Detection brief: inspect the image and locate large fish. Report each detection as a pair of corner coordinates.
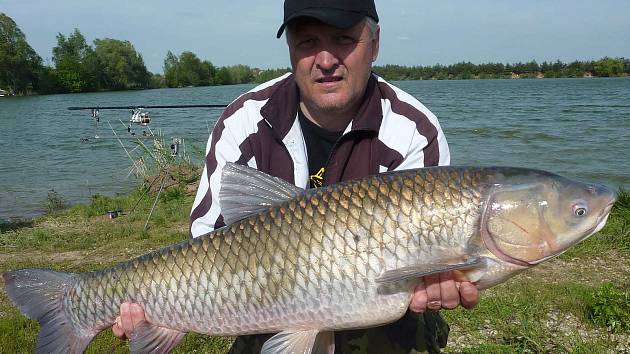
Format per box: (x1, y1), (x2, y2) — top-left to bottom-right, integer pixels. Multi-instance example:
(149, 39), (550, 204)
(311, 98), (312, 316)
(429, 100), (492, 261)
(3, 163), (615, 354)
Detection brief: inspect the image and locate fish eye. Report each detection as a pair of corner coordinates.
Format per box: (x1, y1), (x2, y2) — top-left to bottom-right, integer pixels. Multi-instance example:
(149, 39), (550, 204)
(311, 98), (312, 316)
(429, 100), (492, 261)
(573, 204), (588, 217)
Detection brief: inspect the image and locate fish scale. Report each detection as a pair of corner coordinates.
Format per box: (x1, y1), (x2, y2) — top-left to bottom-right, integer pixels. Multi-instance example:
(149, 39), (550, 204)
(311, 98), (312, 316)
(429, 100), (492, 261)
(4, 165), (615, 353)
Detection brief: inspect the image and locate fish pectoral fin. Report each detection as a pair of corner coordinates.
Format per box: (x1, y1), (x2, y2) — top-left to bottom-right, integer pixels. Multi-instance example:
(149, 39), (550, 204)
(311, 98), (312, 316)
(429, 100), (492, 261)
(129, 321), (186, 354)
(375, 256), (488, 285)
(219, 162), (304, 225)
(261, 329), (335, 354)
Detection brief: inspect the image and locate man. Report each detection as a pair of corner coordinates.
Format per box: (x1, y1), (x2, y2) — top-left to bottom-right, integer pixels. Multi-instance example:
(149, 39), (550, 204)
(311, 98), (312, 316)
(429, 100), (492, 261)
(114, 1), (479, 352)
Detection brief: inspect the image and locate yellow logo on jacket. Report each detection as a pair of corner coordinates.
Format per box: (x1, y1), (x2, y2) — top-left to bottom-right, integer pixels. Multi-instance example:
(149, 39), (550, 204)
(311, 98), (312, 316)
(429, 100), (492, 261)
(310, 167), (325, 188)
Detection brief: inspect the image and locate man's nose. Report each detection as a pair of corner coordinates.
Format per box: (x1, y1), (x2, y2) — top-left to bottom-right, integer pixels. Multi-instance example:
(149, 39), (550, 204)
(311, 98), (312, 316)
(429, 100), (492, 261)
(315, 50), (339, 72)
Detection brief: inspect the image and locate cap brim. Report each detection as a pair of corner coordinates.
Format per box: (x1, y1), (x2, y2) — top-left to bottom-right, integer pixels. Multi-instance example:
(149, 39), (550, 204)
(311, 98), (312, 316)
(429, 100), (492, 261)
(276, 8), (365, 38)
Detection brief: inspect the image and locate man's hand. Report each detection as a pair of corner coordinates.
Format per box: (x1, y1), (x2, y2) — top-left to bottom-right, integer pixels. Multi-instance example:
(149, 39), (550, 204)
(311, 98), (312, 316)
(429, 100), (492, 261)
(112, 302), (146, 339)
(409, 271), (479, 313)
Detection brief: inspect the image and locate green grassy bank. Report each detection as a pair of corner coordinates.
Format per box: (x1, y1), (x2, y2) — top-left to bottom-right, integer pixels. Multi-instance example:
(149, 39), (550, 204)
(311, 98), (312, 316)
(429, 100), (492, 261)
(0, 170), (628, 353)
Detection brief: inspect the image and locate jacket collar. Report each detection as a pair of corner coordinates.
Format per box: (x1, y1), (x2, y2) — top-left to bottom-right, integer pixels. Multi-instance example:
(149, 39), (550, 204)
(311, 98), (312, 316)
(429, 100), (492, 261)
(349, 74), (383, 133)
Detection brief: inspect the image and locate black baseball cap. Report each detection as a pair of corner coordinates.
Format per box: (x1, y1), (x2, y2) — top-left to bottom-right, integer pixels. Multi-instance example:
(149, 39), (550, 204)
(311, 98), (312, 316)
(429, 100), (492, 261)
(277, 0), (379, 38)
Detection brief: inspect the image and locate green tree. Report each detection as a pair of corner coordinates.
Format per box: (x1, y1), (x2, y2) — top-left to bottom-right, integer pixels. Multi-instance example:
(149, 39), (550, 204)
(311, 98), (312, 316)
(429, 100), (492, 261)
(149, 73), (166, 89)
(200, 60), (216, 86)
(226, 64), (253, 84)
(52, 29), (99, 92)
(162, 51), (216, 87)
(566, 60), (586, 77)
(178, 51), (201, 86)
(254, 67), (291, 83)
(451, 62), (475, 79)
(93, 38), (150, 90)
(36, 66), (62, 94)
(163, 50), (180, 87)
(214, 67), (233, 85)
(178, 51), (210, 86)
(0, 13), (43, 94)
(593, 57), (625, 77)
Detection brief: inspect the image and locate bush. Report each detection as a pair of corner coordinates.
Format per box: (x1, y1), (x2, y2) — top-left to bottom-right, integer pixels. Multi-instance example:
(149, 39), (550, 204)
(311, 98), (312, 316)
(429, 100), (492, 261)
(45, 189), (67, 213)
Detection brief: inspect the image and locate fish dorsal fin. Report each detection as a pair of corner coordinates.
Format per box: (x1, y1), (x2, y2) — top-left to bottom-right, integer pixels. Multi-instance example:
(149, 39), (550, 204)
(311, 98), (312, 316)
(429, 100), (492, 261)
(375, 256), (488, 285)
(220, 162), (304, 225)
(261, 329), (334, 354)
(129, 321), (186, 354)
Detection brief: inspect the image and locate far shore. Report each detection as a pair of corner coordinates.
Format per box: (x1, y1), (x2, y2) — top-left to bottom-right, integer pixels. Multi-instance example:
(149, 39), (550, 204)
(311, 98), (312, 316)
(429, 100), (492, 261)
(2, 74), (628, 98)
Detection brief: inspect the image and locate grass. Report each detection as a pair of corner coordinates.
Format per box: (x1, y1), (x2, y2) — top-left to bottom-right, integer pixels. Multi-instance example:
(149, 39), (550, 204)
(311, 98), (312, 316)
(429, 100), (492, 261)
(0, 172), (628, 353)
(442, 280), (629, 353)
(586, 283), (630, 333)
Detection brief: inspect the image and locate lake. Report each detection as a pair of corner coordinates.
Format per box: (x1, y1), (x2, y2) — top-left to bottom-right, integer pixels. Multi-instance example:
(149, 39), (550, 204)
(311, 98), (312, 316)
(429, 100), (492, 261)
(1, 78), (628, 221)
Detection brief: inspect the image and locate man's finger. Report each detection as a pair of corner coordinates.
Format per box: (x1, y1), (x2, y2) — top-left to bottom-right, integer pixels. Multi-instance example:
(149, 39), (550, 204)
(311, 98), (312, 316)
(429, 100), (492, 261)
(424, 274), (442, 310)
(459, 282), (480, 309)
(409, 282), (427, 313)
(120, 302), (130, 332)
(129, 303), (145, 324)
(112, 316), (125, 338)
(119, 302), (131, 335)
(439, 272), (460, 309)
(120, 302), (140, 337)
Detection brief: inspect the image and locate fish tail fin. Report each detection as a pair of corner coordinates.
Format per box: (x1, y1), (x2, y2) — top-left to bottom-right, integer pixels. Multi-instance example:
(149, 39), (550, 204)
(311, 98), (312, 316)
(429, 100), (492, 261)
(3, 269), (96, 354)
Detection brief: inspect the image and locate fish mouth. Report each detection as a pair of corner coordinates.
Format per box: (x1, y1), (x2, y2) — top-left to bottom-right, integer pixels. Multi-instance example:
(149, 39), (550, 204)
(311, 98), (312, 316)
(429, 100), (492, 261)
(574, 197), (615, 243)
(587, 200), (615, 235)
(603, 200), (615, 216)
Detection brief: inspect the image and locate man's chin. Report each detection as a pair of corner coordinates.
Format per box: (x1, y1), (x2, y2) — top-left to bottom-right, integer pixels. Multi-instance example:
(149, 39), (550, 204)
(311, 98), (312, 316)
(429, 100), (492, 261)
(309, 94), (352, 111)
(311, 102), (350, 114)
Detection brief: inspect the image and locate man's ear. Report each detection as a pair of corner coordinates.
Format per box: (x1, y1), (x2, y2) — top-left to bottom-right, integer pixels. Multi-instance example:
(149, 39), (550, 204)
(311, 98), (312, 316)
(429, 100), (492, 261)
(372, 26), (380, 62)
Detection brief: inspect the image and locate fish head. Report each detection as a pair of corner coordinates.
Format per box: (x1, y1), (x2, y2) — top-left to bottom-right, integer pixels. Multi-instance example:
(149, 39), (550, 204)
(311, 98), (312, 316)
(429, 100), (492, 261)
(481, 171), (616, 267)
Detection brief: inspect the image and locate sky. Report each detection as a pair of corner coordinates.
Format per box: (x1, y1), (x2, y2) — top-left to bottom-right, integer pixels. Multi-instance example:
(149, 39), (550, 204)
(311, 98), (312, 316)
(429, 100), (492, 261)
(2, 0), (629, 74)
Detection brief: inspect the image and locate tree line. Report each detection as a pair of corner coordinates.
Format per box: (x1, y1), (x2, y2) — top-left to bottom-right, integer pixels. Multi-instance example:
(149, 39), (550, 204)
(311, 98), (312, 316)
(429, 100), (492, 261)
(159, 51), (290, 88)
(1, 13), (152, 95)
(1, 13), (628, 96)
(372, 58), (630, 81)
(0, 14), (291, 95)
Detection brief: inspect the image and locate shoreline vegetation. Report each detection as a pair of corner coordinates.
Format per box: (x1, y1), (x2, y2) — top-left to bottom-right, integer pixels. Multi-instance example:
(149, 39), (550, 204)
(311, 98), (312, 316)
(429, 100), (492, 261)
(2, 13), (630, 96)
(1, 156), (629, 352)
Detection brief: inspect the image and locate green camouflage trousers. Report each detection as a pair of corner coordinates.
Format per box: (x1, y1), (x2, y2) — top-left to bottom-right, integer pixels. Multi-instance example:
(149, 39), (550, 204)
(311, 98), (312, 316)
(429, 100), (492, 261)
(228, 311), (449, 354)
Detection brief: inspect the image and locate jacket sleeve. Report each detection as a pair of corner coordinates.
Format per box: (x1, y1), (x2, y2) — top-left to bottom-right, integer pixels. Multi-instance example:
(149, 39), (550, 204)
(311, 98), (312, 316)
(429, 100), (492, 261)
(189, 109), (256, 238)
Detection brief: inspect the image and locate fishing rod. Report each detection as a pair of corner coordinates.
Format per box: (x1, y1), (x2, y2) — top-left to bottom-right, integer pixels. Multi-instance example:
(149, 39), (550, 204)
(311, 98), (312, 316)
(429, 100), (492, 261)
(68, 104), (228, 110)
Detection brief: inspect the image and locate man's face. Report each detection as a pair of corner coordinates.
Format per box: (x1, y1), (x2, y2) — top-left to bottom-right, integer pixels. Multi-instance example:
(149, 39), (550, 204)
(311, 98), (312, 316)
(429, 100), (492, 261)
(287, 18), (380, 119)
